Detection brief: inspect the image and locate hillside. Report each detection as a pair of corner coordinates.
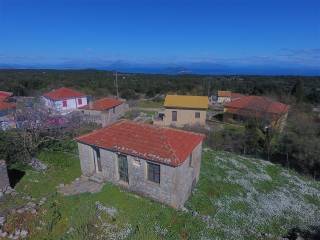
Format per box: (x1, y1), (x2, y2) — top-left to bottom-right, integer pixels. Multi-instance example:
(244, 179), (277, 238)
(187, 149), (320, 239)
(1, 148), (320, 239)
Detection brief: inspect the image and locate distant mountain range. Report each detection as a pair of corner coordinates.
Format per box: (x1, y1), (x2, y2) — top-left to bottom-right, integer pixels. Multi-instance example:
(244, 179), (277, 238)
(0, 61), (319, 76)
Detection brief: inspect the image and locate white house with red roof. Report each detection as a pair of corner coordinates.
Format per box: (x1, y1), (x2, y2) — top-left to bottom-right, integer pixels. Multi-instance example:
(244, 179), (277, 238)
(42, 87), (88, 114)
(0, 91), (13, 102)
(79, 97), (129, 127)
(0, 91), (16, 130)
(76, 120), (205, 208)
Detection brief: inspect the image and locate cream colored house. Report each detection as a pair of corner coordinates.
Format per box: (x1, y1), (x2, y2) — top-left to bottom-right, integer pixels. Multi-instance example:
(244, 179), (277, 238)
(153, 95), (209, 127)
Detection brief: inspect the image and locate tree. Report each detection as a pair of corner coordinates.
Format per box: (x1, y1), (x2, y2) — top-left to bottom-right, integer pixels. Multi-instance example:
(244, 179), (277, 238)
(243, 119), (264, 156)
(291, 79), (304, 103)
(277, 132), (295, 168)
(0, 130), (29, 165)
(262, 126), (278, 161)
(276, 107), (320, 178)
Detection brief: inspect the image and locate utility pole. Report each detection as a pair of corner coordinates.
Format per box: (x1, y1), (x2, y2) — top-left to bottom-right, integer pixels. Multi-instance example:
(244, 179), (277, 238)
(114, 71), (119, 99)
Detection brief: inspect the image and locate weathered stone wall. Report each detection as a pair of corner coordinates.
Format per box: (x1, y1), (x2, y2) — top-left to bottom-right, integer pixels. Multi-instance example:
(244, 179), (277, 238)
(98, 148), (177, 207)
(173, 142), (203, 207)
(101, 103), (129, 127)
(78, 143), (95, 176)
(78, 140), (202, 208)
(77, 141), (203, 208)
(192, 142), (203, 182)
(0, 160), (10, 193)
(80, 103), (129, 127)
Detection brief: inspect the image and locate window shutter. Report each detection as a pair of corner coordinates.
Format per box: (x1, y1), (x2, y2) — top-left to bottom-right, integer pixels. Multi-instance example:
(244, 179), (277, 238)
(63, 100), (67, 107)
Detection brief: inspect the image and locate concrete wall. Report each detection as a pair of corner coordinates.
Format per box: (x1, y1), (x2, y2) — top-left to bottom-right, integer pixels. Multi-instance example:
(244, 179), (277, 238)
(217, 96), (231, 104)
(43, 96), (88, 114)
(80, 103), (129, 127)
(157, 108), (206, 127)
(77, 141), (203, 208)
(0, 160), (10, 193)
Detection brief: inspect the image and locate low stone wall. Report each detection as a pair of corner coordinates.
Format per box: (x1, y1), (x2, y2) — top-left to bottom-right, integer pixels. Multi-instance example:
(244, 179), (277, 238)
(0, 160), (10, 194)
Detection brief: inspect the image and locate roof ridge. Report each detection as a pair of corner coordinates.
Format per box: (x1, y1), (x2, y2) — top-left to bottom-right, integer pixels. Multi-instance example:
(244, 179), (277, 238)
(162, 125), (206, 138)
(75, 120), (125, 141)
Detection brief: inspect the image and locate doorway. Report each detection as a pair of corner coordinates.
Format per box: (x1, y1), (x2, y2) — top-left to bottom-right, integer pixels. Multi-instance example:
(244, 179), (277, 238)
(93, 147), (102, 173)
(118, 154), (129, 183)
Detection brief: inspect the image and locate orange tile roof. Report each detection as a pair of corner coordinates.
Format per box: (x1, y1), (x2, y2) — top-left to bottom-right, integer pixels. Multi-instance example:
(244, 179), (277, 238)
(225, 96), (289, 119)
(218, 91), (231, 97)
(218, 91), (244, 100)
(76, 120), (205, 167)
(80, 98), (124, 111)
(231, 93), (245, 100)
(43, 87), (86, 101)
(0, 91), (13, 101)
(0, 101), (16, 111)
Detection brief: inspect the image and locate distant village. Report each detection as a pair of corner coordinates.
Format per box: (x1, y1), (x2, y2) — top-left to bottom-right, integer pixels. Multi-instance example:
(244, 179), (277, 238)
(0, 87), (289, 208)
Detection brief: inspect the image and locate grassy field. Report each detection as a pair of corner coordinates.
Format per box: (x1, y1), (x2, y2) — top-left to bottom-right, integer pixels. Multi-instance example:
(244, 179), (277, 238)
(137, 100), (163, 108)
(1, 148), (320, 239)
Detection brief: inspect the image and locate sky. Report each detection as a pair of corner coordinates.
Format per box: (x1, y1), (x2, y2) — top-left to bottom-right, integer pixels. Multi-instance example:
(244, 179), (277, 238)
(0, 0), (319, 73)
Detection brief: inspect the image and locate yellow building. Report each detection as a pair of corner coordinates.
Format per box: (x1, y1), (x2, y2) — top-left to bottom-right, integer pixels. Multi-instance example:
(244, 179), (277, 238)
(153, 95), (209, 127)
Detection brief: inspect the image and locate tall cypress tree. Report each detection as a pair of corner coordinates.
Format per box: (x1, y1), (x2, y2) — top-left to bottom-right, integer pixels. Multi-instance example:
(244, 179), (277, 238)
(291, 79), (304, 103)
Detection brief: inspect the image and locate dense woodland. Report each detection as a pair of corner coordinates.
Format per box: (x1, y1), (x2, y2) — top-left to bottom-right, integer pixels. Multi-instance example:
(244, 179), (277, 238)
(0, 69), (319, 103)
(0, 69), (320, 179)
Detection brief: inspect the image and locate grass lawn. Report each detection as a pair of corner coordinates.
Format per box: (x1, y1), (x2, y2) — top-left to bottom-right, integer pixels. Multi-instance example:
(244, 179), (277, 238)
(1, 147), (320, 239)
(137, 100), (163, 108)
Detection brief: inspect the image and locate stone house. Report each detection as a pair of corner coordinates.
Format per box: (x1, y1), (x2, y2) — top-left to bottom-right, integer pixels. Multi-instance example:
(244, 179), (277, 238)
(42, 87), (88, 114)
(223, 95), (289, 130)
(79, 97), (129, 127)
(76, 120), (205, 208)
(153, 95), (209, 127)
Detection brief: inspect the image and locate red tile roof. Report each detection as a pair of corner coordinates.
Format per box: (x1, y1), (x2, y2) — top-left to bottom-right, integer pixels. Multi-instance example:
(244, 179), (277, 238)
(0, 91), (13, 101)
(43, 87), (86, 101)
(218, 91), (231, 97)
(76, 120), (205, 167)
(218, 91), (244, 100)
(0, 101), (16, 111)
(80, 98), (124, 111)
(231, 93), (245, 100)
(224, 96), (289, 119)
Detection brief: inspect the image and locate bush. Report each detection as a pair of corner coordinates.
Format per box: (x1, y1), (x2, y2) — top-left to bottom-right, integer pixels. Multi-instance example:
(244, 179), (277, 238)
(0, 130), (30, 165)
(207, 125), (246, 153)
